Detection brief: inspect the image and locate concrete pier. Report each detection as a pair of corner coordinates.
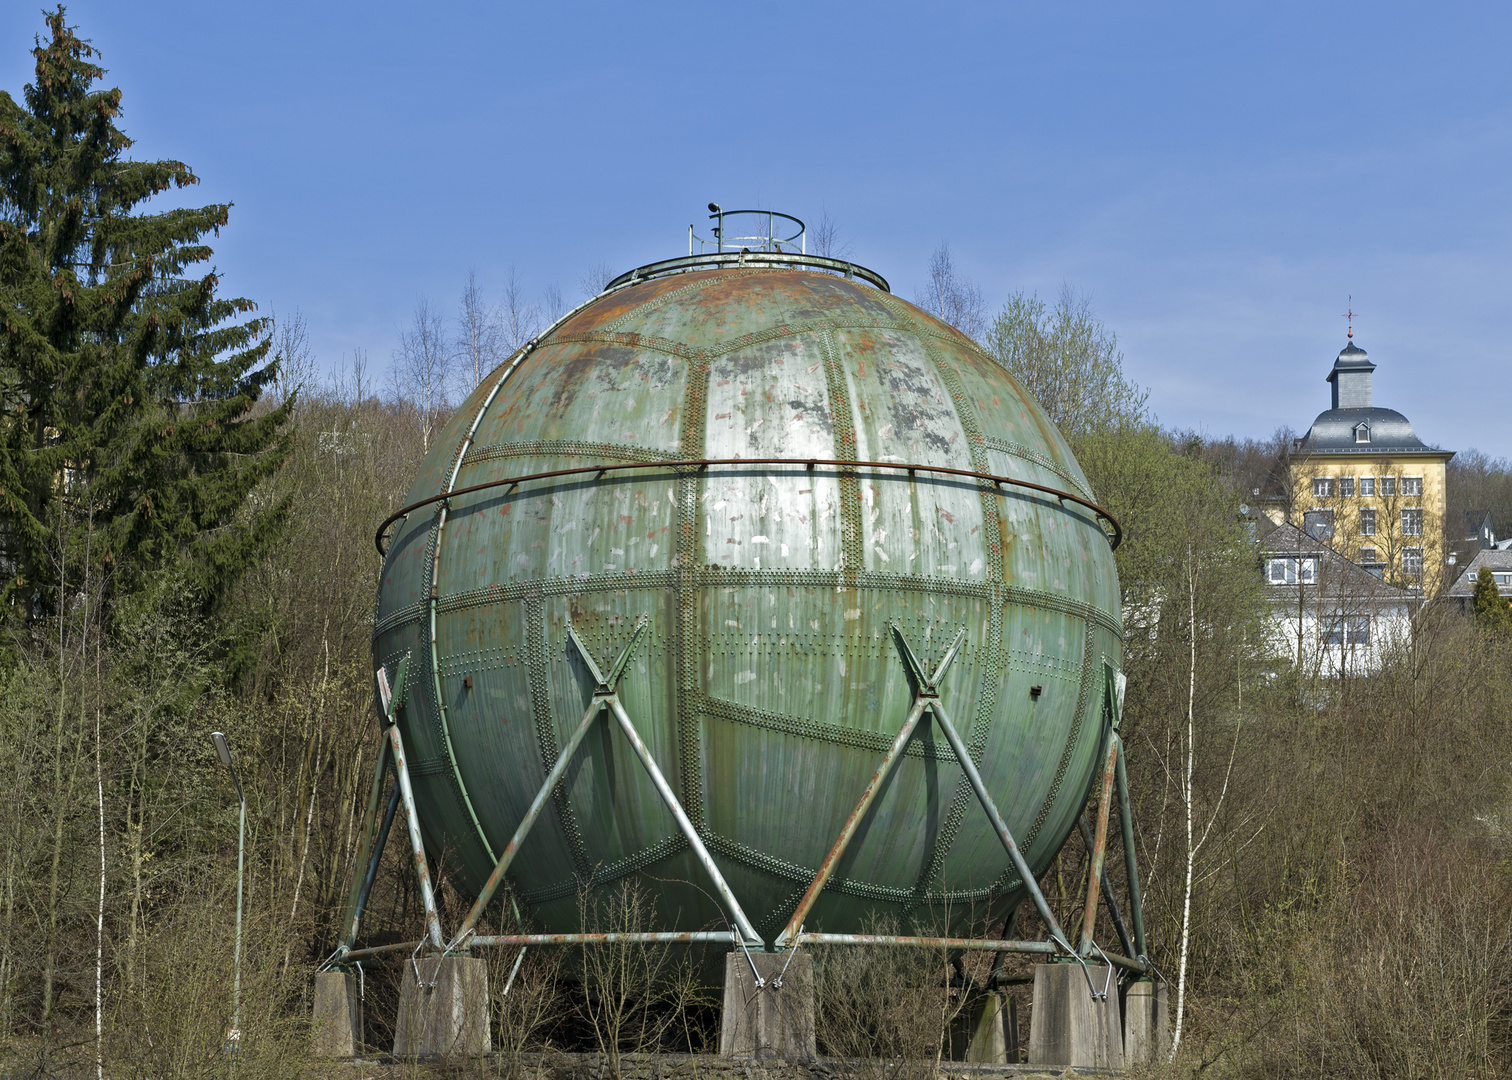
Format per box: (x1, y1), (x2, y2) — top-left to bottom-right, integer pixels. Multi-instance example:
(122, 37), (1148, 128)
(1026, 963), (1122, 1070)
(1122, 977), (1170, 1064)
(950, 991), (1019, 1063)
(311, 969), (361, 1057)
(718, 951), (816, 1058)
(394, 956), (491, 1057)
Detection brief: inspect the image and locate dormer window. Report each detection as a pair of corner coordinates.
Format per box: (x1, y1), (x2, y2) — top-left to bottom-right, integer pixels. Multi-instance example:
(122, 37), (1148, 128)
(1354, 422), (1371, 444)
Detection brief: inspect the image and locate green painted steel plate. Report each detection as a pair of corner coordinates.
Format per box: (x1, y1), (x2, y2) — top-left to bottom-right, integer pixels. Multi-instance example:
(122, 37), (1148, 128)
(373, 267), (1122, 944)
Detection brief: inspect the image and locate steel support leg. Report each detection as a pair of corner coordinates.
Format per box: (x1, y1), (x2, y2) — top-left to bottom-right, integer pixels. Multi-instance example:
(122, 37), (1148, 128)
(357, 779), (401, 928)
(1077, 815), (1134, 961)
(387, 721), (445, 949)
(1078, 728), (1120, 956)
(773, 696), (931, 947)
(455, 619), (650, 942)
(1115, 733), (1147, 959)
(926, 697), (1071, 949)
(605, 696), (762, 945)
(372, 655), (445, 950)
(987, 903), (1023, 986)
(339, 733), (392, 951)
(454, 694), (614, 943)
(774, 625), (965, 948)
(1097, 662), (1148, 962)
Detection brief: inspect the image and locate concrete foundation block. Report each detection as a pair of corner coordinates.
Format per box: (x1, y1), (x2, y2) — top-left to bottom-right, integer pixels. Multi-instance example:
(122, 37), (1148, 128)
(949, 992), (1019, 1063)
(1027, 963), (1122, 1070)
(718, 950), (816, 1059)
(311, 970), (361, 1057)
(394, 956), (491, 1058)
(1123, 977), (1170, 1064)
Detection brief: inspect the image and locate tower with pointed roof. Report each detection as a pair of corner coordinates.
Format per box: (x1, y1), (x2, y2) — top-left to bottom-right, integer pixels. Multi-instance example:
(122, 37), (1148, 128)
(1275, 338), (1454, 591)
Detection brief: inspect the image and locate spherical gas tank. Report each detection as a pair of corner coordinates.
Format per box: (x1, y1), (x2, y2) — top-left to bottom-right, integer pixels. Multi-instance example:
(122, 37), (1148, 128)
(374, 259), (1121, 944)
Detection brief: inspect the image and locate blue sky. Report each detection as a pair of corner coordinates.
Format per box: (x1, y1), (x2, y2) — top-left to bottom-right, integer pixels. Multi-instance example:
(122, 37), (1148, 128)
(4, 2), (1510, 458)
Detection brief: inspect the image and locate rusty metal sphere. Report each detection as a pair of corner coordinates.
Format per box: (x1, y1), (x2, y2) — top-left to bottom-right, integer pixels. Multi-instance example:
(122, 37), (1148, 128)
(373, 258), (1121, 944)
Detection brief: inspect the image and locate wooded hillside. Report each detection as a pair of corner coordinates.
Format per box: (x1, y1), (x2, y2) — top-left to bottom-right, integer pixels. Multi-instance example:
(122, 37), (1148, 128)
(2, 13), (1510, 1079)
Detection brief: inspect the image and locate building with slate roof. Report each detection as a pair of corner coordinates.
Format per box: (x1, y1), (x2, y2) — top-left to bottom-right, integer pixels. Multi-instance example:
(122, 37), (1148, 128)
(1444, 548), (1512, 615)
(1259, 520), (1415, 675)
(1261, 338), (1454, 594)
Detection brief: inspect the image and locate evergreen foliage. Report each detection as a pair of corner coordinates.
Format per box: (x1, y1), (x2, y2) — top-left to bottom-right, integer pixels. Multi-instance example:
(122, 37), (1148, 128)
(0, 7), (290, 620)
(1472, 564), (1511, 637)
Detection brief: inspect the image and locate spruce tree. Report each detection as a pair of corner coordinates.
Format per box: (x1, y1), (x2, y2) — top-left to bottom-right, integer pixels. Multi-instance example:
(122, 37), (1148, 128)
(0, 7), (290, 621)
(1472, 565), (1511, 638)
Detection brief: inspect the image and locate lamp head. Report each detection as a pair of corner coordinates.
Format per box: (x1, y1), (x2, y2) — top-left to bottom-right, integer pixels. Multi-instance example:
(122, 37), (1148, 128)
(708, 203), (721, 214)
(211, 731), (234, 770)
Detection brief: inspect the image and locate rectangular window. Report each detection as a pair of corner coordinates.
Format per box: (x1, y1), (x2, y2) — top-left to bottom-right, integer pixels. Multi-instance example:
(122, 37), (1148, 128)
(1381, 477), (1397, 496)
(1403, 547), (1423, 576)
(1497, 573), (1511, 586)
(1339, 477), (1355, 497)
(1360, 477), (1375, 496)
(1322, 613), (1370, 645)
(1312, 477), (1334, 497)
(1359, 547), (1377, 563)
(1267, 558), (1317, 584)
(1402, 477), (1423, 496)
(1360, 508), (1376, 536)
(1402, 509), (1423, 536)
(1303, 510), (1335, 541)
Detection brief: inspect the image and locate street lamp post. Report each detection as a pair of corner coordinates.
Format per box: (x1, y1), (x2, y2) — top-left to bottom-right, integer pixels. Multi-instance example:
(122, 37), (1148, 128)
(211, 731), (245, 1056)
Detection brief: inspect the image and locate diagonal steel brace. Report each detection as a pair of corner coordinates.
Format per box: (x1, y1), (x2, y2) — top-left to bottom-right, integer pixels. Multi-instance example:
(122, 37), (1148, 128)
(1077, 714), (1122, 956)
(773, 625), (964, 947)
(924, 693), (1072, 950)
(338, 720), (393, 952)
(776, 623), (1072, 953)
(451, 617), (761, 949)
(374, 654), (447, 950)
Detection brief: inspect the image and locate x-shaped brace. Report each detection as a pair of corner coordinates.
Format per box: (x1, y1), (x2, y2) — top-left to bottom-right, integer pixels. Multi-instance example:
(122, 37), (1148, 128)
(566, 616), (648, 698)
(775, 622), (1072, 955)
(450, 616), (762, 949)
(891, 621), (966, 699)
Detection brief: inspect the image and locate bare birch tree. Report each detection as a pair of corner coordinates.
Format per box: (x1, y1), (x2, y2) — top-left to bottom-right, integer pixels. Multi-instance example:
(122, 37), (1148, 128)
(457, 270), (501, 390)
(500, 266), (541, 357)
(579, 262), (616, 298)
(392, 297), (452, 451)
(811, 209), (850, 259)
(1168, 545), (1242, 1059)
(269, 309), (316, 410)
(917, 241), (987, 341)
(542, 282), (567, 324)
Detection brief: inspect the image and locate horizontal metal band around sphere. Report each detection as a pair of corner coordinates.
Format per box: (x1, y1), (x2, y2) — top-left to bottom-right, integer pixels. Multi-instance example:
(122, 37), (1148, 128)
(373, 566), (1122, 643)
(375, 456), (1123, 556)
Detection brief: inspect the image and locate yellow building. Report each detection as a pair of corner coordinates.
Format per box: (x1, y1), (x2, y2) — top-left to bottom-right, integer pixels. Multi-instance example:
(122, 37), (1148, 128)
(1264, 339), (1454, 593)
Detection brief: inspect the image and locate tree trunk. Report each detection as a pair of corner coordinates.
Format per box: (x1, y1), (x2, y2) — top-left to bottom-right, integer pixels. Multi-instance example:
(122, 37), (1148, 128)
(41, 696), (85, 1023)
(1170, 554), (1199, 1059)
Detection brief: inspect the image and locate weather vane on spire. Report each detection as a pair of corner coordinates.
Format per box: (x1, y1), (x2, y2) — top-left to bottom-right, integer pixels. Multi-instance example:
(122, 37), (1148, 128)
(1343, 296), (1357, 339)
